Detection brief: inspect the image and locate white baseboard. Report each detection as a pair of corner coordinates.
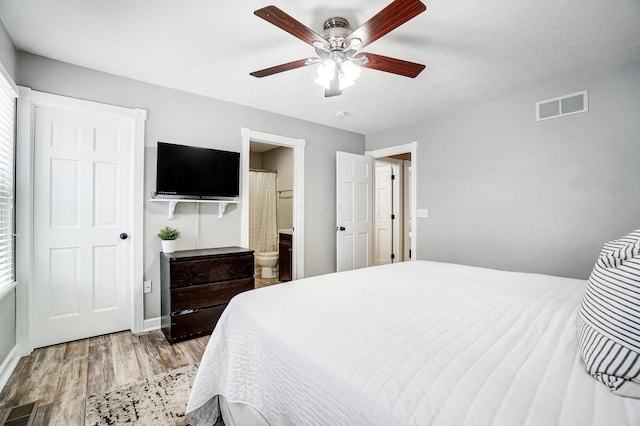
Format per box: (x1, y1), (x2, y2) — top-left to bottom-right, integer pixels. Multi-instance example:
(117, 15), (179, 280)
(0, 345), (20, 393)
(143, 317), (161, 332)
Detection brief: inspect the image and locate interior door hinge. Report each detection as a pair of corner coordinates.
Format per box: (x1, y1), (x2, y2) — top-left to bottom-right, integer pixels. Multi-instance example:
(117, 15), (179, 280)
(391, 174), (396, 180)
(391, 253), (395, 260)
(409, 249), (412, 259)
(391, 214), (395, 220)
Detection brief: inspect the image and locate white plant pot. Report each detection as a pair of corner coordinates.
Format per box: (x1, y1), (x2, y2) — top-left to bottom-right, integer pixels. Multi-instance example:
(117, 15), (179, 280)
(161, 239), (176, 253)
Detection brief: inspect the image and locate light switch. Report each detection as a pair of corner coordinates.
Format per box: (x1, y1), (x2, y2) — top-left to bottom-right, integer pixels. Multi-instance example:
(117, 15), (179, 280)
(417, 209), (428, 218)
(144, 280), (152, 293)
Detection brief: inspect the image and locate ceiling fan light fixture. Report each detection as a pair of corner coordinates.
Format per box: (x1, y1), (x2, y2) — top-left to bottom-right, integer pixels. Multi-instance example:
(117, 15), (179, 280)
(338, 77), (356, 91)
(314, 76), (332, 90)
(341, 60), (362, 81)
(315, 58), (361, 91)
(314, 59), (337, 89)
(317, 58), (336, 79)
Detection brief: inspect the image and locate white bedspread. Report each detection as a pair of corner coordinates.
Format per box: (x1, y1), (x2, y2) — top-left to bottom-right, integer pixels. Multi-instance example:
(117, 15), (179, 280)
(186, 261), (640, 425)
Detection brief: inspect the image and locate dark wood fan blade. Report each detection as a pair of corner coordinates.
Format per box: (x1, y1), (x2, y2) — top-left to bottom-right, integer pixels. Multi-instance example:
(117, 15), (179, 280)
(358, 53), (425, 78)
(345, 0), (426, 49)
(250, 58), (315, 78)
(255, 6), (330, 49)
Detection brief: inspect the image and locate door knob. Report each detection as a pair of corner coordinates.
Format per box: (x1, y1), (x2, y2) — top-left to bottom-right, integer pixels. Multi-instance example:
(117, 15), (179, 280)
(120, 233), (129, 240)
(337, 226), (346, 231)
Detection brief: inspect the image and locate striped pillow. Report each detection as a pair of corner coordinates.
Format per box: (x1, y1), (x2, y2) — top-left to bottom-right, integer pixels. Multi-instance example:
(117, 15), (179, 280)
(578, 228), (640, 397)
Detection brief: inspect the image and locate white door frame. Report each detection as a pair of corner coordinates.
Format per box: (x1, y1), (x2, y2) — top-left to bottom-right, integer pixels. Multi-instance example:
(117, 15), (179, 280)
(402, 159), (412, 260)
(15, 88), (146, 355)
(366, 141), (418, 260)
(240, 128), (305, 279)
(374, 158), (403, 263)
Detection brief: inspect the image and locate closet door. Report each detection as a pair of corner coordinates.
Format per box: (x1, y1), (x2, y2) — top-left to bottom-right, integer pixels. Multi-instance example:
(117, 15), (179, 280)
(33, 101), (132, 347)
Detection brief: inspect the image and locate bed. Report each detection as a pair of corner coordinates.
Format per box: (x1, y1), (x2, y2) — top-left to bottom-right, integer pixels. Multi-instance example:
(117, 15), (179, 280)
(186, 261), (640, 425)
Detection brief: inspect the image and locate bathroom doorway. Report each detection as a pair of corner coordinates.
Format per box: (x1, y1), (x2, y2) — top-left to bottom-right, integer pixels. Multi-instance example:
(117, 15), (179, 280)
(249, 142), (295, 288)
(241, 128), (306, 284)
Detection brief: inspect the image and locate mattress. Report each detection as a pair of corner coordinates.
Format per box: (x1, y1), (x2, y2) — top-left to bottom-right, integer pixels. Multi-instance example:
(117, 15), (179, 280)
(186, 261), (640, 425)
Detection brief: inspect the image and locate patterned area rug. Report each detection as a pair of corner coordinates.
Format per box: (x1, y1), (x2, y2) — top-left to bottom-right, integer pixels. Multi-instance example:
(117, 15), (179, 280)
(85, 364), (201, 426)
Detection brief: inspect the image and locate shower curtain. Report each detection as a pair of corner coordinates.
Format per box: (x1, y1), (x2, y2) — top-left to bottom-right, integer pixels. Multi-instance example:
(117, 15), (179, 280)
(249, 171), (278, 253)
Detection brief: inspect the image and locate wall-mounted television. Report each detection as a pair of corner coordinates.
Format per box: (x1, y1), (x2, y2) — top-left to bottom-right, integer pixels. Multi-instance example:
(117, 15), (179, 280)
(156, 142), (240, 198)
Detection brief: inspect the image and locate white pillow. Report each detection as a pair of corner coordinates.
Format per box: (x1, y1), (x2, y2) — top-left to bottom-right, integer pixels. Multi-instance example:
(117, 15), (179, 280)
(578, 228), (640, 397)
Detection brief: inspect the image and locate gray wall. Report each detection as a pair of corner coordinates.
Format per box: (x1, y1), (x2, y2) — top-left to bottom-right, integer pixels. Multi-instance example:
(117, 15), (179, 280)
(0, 18), (15, 79)
(17, 52), (365, 319)
(367, 60), (640, 279)
(0, 18), (15, 371)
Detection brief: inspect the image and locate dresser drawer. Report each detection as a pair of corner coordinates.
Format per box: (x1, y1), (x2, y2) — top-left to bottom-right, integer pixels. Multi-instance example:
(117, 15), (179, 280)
(168, 305), (226, 342)
(170, 278), (254, 312)
(169, 254), (254, 288)
(160, 247), (254, 344)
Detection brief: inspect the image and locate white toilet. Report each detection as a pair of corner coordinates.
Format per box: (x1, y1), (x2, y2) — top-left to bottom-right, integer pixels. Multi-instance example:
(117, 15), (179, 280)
(255, 251), (279, 278)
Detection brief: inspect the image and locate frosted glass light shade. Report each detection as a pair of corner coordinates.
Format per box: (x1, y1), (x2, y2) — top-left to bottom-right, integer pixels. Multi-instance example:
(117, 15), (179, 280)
(317, 59), (336, 80)
(314, 76), (331, 89)
(314, 59), (336, 89)
(341, 60), (362, 81)
(313, 58), (361, 91)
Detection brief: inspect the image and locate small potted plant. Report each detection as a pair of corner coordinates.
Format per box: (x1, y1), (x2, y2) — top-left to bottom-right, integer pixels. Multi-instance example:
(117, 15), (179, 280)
(158, 226), (180, 253)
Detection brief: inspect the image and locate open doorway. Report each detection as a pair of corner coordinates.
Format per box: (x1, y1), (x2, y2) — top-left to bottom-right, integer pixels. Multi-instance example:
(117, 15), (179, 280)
(241, 128), (306, 283)
(373, 153), (412, 265)
(249, 142), (294, 288)
(366, 141), (417, 264)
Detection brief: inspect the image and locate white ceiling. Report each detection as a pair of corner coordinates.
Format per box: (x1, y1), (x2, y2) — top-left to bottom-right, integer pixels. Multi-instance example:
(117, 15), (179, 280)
(1, 0), (639, 134)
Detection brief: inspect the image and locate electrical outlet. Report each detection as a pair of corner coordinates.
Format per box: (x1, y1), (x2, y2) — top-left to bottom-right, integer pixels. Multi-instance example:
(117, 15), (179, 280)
(416, 209), (429, 218)
(143, 280), (152, 294)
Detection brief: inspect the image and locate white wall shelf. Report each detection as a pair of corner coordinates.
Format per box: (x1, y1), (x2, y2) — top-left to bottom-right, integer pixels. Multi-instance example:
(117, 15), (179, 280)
(150, 198), (239, 220)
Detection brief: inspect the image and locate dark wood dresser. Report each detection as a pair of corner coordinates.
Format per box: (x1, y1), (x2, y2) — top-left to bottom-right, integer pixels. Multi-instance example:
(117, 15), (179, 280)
(279, 232), (292, 282)
(160, 246), (254, 344)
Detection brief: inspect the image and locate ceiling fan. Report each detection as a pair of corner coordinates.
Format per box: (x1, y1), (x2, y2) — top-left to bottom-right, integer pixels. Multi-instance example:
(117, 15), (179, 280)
(250, 0), (427, 97)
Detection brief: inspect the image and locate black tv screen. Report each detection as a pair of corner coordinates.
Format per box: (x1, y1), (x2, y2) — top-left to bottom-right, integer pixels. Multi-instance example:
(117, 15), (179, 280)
(156, 142), (240, 198)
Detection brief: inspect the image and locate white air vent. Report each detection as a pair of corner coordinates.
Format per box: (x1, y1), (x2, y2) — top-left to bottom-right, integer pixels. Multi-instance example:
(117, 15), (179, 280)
(536, 90), (588, 121)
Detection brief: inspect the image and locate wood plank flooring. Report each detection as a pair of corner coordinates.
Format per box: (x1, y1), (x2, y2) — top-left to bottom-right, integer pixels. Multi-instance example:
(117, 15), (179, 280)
(0, 330), (209, 425)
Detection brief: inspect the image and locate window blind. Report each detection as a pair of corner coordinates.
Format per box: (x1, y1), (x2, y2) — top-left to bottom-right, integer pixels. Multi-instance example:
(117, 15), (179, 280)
(0, 71), (16, 290)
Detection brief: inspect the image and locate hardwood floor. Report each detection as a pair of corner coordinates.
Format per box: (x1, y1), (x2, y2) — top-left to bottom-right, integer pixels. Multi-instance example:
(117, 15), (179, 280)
(0, 330), (209, 425)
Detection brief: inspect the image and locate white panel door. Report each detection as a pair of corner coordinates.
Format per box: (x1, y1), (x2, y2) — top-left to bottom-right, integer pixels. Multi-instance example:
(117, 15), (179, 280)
(336, 151), (373, 272)
(374, 160), (403, 264)
(374, 163), (393, 265)
(389, 161), (403, 263)
(403, 160), (412, 260)
(33, 105), (132, 348)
